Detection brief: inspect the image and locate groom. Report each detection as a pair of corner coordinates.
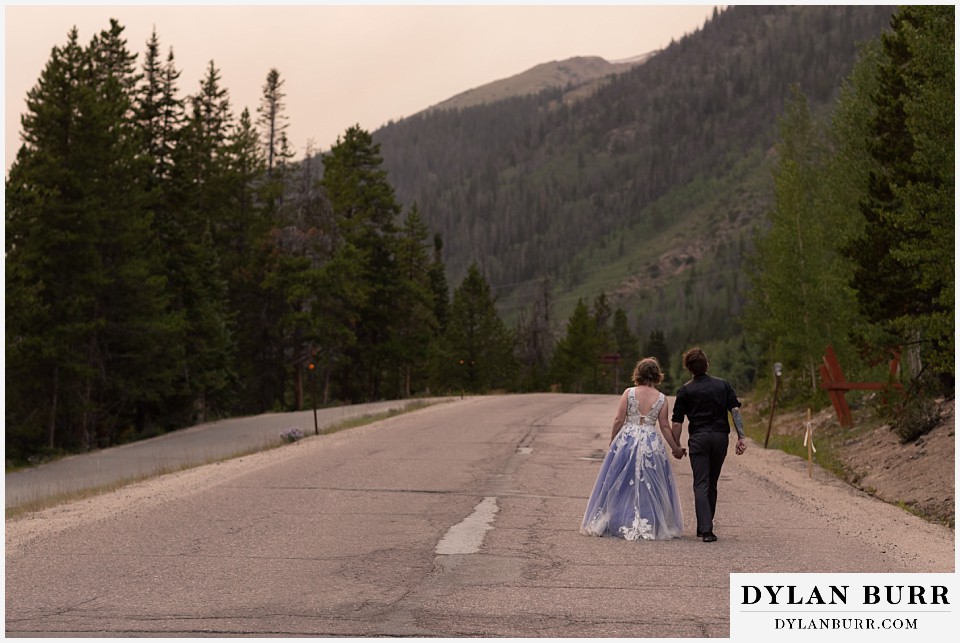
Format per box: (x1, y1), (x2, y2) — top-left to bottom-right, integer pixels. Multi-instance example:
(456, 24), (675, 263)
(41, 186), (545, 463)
(670, 347), (747, 542)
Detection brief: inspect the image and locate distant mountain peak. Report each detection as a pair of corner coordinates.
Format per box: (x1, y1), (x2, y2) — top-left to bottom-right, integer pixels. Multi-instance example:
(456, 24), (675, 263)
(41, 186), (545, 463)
(428, 52), (655, 113)
(609, 52), (658, 65)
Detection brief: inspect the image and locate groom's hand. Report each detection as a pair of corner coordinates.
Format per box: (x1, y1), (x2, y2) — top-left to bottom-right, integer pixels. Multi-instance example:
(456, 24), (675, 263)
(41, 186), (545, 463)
(672, 446), (686, 459)
(735, 438), (747, 455)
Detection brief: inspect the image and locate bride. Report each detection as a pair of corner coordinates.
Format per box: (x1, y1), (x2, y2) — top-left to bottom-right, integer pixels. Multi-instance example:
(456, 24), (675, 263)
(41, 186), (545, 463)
(580, 357), (685, 540)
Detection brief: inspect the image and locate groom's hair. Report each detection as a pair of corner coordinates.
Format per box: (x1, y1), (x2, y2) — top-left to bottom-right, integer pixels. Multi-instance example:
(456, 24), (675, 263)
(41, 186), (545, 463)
(683, 347), (709, 376)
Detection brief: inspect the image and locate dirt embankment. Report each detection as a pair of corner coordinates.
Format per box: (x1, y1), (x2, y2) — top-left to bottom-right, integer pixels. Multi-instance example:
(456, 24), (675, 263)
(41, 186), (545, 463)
(757, 397), (955, 527)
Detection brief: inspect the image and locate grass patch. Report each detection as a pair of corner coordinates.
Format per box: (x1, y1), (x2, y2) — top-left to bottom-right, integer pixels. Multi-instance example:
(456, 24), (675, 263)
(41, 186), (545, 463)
(894, 502), (952, 528)
(755, 429), (850, 480)
(742, 395), (879, 482)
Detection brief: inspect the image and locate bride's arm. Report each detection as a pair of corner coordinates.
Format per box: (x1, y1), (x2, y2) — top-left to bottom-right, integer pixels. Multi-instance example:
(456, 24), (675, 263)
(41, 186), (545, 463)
(610, 390), (629, 444)
(659, 400), (686, 457)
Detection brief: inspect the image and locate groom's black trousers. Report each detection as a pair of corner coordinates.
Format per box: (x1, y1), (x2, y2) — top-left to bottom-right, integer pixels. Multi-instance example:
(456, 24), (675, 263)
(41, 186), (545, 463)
(688, 431), (729, 534)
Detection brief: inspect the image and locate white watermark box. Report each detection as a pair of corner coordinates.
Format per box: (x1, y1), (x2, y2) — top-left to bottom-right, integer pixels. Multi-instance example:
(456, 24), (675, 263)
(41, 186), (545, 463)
(731, 573), (957, 641)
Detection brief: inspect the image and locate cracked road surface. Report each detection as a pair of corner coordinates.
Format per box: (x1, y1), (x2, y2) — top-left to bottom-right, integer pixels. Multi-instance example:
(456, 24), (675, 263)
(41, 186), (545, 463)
(5, 394), (954, 637)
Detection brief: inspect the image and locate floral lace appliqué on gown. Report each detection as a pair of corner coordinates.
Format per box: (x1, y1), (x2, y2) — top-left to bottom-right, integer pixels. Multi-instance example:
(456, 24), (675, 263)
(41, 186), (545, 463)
(580, 388), (683, 540)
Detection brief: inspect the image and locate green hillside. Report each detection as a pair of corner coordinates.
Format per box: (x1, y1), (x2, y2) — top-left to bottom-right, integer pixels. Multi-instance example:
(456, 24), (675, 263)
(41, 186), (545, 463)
(373, 5), (896, 355)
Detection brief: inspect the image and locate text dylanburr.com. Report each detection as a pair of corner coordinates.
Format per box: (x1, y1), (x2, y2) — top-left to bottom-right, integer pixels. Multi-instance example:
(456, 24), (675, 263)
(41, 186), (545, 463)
(730, 573), (957, 640)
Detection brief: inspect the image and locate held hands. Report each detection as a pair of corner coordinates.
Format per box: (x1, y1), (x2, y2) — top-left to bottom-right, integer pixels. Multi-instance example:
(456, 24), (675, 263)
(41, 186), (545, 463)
(735, 438), (747, 456)
(671, 446), (687, 460)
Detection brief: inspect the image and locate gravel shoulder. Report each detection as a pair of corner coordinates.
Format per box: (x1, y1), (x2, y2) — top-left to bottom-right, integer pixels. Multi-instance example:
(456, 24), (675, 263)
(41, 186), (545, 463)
(758, 396), (955, 528)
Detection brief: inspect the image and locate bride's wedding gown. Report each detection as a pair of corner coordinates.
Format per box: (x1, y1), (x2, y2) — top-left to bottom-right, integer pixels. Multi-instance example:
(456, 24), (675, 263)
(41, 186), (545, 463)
(580, 388), (684, 540)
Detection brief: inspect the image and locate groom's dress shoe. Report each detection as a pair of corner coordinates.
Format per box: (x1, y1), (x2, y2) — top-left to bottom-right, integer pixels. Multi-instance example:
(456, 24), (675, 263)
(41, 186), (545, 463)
(702, 532), (718, 542)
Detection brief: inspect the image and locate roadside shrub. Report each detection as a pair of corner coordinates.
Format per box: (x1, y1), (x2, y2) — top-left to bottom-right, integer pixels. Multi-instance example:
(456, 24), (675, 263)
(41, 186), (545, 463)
(888, 374), (942, 443)
(279, 427), (305, 443)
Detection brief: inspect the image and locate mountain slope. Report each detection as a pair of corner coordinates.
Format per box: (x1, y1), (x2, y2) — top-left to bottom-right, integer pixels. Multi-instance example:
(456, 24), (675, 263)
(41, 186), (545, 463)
(372, 5), (895, 354)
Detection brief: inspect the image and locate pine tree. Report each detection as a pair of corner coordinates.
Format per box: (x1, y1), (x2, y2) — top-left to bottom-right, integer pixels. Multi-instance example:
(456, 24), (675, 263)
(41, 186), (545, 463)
(429, 233), (450, 333)
(391, 204), (440, 396)
(82, 21), (181, 442)
(136, 31), (182, 183)
(439, 263), (516, 393)
(171, 224), (237, 422)
(89, 19), (141, 95)
(612, 309), (642, 385)
(173, 62), (231, 226)
(257, 68), (289, 175)
(895, 6), (953, 379)
(222, 107), (266, 257)
(551, 299), (602, 393)
(195, 60), (231, 153)
(264, 135), (385, 409)
(157, 48), (184, 180)
(251, 89), (298, 410)
(216, 106), (276, 412)
(642, 329), (672, 392)
(592, 292), (614, 352)
(7, 22), (181, 454)
(143, 52), (239, 423)
(7, 28), (91, 455)
(590, 292), (618, 391)
(156, 66), (232, 422)
(136, 29), (164, 179)
(847, 6), (954, 380)
(321, 125), (402, 400)
(322, 125), (400, 234)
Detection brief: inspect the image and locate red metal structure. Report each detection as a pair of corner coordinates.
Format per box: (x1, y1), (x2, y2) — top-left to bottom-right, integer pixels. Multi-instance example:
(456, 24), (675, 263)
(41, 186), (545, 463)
(818, 345), (902, 426)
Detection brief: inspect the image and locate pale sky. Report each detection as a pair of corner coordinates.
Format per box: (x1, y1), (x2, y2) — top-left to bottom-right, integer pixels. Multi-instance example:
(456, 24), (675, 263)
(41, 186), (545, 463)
(4, 3), (720, 172)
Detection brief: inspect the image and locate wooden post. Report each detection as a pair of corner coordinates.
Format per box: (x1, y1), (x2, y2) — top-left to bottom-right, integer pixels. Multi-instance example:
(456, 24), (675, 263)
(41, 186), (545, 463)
(309, 362), (319, 436)
(805, 408), (813, 479)
(764, 365), (782, 448)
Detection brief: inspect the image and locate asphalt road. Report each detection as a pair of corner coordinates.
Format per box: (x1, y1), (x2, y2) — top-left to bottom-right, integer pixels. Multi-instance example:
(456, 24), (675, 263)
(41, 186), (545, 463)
(5, 394), (955, 637)
(5, 397), (455, 508)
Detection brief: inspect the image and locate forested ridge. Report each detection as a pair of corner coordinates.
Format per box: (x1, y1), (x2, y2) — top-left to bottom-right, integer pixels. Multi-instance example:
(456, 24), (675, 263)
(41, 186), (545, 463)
(6, 6), (952, 463)
(374, 5), (895, 302)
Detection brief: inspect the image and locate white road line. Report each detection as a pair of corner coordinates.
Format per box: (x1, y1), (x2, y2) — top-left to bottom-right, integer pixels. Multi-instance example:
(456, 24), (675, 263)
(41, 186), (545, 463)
(435, 496), (499, 555)
(516, 447), (533, 454)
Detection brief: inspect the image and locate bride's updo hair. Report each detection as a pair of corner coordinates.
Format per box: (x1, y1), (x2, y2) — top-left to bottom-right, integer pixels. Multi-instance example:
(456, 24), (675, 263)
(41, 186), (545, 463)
(632, 357), (663, 386)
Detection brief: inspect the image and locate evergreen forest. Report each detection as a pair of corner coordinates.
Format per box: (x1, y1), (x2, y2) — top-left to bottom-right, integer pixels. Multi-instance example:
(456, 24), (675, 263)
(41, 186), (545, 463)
(6, 5), (953, 463)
